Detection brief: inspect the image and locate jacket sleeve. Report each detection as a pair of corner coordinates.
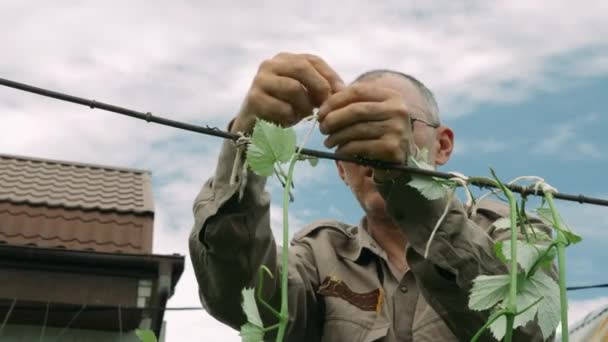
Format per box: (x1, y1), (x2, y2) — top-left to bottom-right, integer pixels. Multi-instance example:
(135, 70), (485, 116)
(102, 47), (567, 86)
(188, 138), (323, 340)
(375, 174), (552, 341)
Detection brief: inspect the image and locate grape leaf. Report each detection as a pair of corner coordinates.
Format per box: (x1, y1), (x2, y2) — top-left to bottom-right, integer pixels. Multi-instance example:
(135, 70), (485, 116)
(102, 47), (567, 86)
(490, 310), (507, 341)
(407, 149), (451, 200)
(408, 177), (451, 200)
(135, 329), (158, 342)
(491, 271), (559, 340)
(241, 287), (263, 327)
(494, 241), (507, 264)
(469, 274), (511, 311)
(536, 208), (582, 244)
(527, 226), (552, 243)
(528, 271), (561, 339)
(512, 283), (542, 331)
(240, 287), (264, 342)
(246, 119), (296, 177)
(240, 322), (265, 342)
(307, 156), (319, 167)
(488, 289), (542, 341)
(500, 240), (554, 274)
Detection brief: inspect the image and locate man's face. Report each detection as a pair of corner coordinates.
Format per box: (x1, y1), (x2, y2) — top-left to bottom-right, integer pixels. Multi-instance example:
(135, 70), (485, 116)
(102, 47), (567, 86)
(335, 74), (452, 219)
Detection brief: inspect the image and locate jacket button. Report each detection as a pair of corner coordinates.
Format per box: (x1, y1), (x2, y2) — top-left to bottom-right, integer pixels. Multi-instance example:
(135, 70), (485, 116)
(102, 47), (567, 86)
(400, 285), (408, 293)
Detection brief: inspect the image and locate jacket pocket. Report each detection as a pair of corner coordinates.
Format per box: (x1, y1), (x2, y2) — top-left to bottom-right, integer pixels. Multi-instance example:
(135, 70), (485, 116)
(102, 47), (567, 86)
(321, 318), (389, 342)
(321, 297), (389, 342)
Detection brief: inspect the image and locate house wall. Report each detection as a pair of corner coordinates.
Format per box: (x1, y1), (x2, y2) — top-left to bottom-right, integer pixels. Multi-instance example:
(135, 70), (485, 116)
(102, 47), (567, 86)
(0, 324), (143, 342)
(0, 267), (145, 331)
(0, 267), (138, 306)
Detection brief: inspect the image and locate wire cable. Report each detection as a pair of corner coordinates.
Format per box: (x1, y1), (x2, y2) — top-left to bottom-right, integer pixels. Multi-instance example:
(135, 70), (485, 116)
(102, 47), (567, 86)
(1, 77), (606, 207)
(4, 282), (608, 314)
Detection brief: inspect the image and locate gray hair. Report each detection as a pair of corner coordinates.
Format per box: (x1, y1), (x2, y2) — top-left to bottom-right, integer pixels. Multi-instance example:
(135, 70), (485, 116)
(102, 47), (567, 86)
(353, 69), (440, 125)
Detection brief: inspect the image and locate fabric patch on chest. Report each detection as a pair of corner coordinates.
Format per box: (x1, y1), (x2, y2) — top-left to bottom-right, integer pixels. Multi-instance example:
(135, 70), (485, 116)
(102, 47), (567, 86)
(318, 276), (383, 313)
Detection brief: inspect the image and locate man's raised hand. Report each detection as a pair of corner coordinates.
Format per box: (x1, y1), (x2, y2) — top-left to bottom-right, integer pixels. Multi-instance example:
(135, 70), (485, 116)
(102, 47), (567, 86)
(231, 53), (344, 133)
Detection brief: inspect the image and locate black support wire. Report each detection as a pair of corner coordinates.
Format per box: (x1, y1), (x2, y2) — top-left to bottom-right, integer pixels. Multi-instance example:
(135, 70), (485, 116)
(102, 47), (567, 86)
(3, 281), (608, 313)
(0, 298), (17, 336)
(52, 303), (86, 342)
(1, 77), (606, 207)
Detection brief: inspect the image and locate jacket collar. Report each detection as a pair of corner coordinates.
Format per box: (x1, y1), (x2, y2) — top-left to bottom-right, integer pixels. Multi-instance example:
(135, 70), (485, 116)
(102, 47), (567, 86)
(338, 217), (389, 264)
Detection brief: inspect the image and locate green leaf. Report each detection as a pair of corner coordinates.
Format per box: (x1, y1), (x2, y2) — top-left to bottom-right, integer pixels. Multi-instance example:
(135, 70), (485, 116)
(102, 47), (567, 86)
(496, 271), (559, 340)
(536, 208), (582, 244)
(246, 119), (296, 177)
(489, 310), (507, 341)
(528, 271), (561, 339)
(528, 226), (552, 243)
(468, 274), (511, 311)
(241, 287), (263, 327)
(407, 176), (451, 200)
(494, 241), (507, 264)
(501, 240), (553, 274)
(489, 291), (542, 341)
(240, 322), (265, 342)
(512, 284), (542, 331)
(406, 148), (452, 200)
(474, 272), (559, 341)
(135, 329), (158, 342)
(307, 156), (319, 167)
(240, 288), (265, 341)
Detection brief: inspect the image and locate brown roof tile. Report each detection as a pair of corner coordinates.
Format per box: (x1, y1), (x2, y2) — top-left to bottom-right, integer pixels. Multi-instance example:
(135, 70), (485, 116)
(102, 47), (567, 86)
(0, 153), (154, 254)
(0, 154), (153, 214)
(0, 202), (152, 253)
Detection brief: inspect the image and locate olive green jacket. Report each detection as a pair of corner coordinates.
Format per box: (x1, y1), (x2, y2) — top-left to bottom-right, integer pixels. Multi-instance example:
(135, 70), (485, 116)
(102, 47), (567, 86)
(189, 139), (550, 341)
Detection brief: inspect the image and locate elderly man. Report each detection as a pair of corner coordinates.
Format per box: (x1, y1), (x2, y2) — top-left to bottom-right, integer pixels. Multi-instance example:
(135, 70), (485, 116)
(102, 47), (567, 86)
(189, 53), (546, 341)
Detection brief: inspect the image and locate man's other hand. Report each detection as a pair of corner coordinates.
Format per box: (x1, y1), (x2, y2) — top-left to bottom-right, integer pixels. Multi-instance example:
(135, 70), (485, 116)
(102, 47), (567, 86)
(318, 82), (413, 165)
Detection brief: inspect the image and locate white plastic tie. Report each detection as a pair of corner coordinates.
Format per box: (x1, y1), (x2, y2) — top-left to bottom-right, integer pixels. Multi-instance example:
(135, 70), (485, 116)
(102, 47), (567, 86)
(533, 181), (558, 195)
(229, 133), (251, 201)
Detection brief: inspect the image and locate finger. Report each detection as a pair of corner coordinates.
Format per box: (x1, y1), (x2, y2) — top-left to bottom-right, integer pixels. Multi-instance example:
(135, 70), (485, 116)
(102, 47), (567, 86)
(260, 74), (314, 120)
(265, 56), (333, 106)
(300, 53), (345, 92)
(336, 138), (405, 164)
(335, 139), (384, 160)
(324, 121), (385, 148)
(318, 84), (398, 120)
(319, 101), (391, 135)
(247, 88), (297, 127)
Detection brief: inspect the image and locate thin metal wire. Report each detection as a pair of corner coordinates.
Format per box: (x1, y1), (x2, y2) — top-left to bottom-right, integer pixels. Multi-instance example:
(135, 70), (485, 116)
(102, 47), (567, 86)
(3, 280), (606, 315)
(1, 77), (606, 207)
(39, 301), (49, 342)
(566, 283), (608, 292)
(53, 303), (86, 341)
(118, 304), (123, 341)
(0, 298), (17, 337)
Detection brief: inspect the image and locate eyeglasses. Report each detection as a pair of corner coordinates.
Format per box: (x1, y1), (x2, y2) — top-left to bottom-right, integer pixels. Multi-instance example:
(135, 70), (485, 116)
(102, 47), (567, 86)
(409, 116), (440, 131)
(406, 103), (440, 131)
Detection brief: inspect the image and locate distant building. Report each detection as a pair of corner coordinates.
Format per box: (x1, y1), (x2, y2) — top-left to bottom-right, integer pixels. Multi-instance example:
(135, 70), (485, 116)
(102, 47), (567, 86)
(0, 153), (184, 341)
(561, 306), (608, 341)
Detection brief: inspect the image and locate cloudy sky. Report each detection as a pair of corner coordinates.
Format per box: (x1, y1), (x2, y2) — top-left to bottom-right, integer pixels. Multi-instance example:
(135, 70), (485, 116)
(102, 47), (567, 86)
(1, 1), (607, 340)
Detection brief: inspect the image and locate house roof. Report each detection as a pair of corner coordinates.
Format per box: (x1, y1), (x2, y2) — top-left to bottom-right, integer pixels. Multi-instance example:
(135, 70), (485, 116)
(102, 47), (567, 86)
(560, 304), (608, 341)
(0, 153), (154, 254)
(0, 153), (154, 214)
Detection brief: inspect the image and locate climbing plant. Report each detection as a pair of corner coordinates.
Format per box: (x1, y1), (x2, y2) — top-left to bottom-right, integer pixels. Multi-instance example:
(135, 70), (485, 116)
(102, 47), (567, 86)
(240, 118), (580, 342)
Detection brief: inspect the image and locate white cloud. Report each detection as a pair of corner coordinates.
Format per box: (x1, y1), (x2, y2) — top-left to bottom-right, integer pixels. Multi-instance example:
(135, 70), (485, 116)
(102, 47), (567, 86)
(532, 114), (605, 160)
(454, 137), (515, 156)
